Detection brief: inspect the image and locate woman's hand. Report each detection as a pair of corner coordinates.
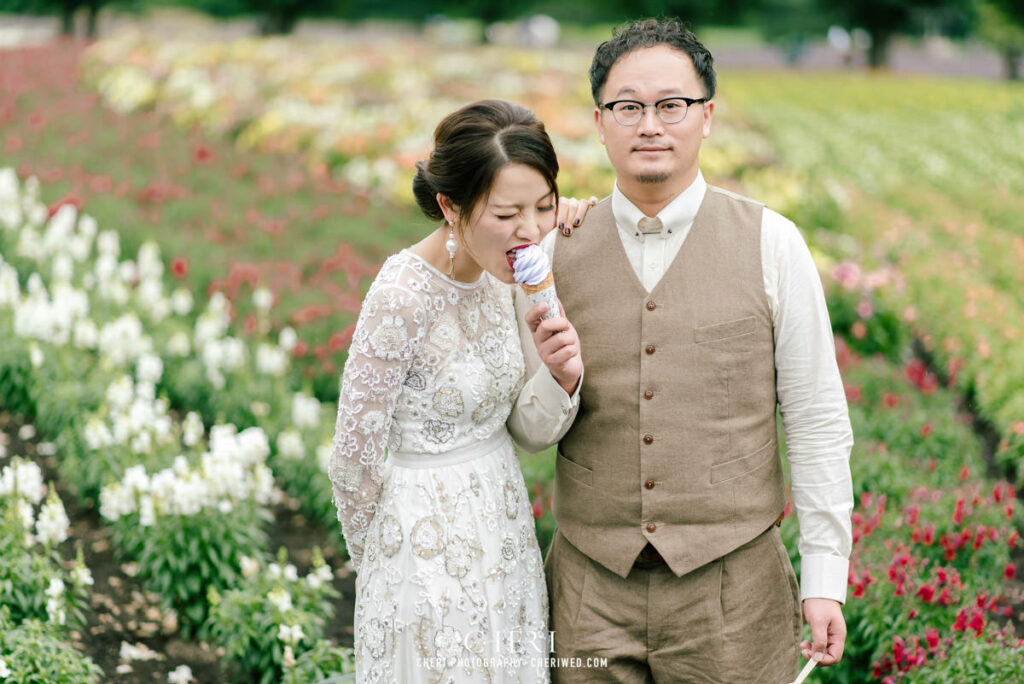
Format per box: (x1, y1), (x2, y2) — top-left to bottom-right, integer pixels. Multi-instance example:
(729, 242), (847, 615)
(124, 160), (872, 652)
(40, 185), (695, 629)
(553, 196), (598, 238)
(524, 299), (582, 395)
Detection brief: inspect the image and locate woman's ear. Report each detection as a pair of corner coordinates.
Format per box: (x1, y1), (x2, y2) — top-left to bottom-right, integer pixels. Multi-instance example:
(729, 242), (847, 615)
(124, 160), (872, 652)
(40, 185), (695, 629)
(436, 193), (457, 224)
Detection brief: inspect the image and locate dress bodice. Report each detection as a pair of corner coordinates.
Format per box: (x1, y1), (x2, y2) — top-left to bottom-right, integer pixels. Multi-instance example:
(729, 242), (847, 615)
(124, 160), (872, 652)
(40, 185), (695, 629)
(329, 250), (526, 563)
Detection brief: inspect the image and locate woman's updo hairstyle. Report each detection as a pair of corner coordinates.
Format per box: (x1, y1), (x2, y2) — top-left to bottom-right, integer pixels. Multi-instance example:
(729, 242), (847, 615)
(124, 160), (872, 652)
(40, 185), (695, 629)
(412, 99), (559, 226)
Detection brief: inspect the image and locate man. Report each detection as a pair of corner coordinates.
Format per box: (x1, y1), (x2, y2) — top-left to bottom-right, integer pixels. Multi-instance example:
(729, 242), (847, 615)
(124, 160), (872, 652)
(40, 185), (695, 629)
(518, 17), (854, 683)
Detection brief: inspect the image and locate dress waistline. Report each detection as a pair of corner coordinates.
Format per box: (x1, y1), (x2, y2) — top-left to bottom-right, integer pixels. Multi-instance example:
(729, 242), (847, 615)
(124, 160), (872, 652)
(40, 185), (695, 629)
(387, 431), (510, 469)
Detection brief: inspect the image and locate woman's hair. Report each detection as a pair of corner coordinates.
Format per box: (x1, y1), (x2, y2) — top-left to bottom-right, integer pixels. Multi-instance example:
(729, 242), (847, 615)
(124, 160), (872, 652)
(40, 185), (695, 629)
(412, 99), (559, 226)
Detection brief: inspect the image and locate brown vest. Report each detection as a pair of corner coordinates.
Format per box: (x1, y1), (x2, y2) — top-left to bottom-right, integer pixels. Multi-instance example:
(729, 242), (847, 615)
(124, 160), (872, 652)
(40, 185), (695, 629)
(552, 186), (786, 579)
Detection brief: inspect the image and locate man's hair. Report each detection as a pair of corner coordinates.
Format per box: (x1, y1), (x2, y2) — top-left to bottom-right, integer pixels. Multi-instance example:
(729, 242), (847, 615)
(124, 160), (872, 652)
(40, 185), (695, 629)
(589, 18), (717, 107)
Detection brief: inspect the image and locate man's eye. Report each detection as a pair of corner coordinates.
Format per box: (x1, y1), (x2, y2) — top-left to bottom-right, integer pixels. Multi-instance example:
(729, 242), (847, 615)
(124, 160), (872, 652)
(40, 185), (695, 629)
(661, 102), (681, 110)
(619, 103), (640, 112)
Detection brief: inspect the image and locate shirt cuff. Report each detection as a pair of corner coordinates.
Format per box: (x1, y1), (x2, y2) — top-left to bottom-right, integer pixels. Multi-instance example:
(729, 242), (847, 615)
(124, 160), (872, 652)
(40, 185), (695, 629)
(534, 364), (582, 416)
(799, 554), (849, 604)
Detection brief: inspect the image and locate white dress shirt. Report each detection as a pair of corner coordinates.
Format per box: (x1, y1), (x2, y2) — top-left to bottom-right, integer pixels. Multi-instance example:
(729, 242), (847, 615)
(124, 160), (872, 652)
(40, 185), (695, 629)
(524, 172), (854, 603)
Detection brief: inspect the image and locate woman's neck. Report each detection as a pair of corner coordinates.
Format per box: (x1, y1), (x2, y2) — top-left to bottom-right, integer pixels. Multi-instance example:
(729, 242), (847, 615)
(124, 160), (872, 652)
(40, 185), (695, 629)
(409, 226), (482, 283)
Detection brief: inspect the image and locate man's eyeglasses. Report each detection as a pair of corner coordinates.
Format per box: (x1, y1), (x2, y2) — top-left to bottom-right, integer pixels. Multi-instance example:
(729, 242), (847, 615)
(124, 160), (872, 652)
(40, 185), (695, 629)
(600, 96), (709, 126)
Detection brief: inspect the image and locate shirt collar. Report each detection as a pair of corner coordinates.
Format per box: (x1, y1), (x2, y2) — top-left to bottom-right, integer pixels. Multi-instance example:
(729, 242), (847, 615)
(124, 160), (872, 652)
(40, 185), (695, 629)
(612, 172), (707, 242)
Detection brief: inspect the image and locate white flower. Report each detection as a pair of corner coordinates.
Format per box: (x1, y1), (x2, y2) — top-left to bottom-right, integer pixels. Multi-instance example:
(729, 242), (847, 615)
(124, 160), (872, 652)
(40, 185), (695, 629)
(256, 343), (287, 376)
(17, 424), (36, 441)
(292, 393), (321, 430)
(267, 587), (292, 612)
(166, 331), (191, 357)
(46, 577), (65, 598)
(96, 229), (120, 257)
(171, 287), (193, 316)
(168, 665), (194, 683)
(279, 326), (297, 351)
(284, 564), (298, 582)
(35, 493), (70, 546)
(316, 443), (331, 473)
(0, 657), (11, 678)
(136, 353), (164, 385)
(0, 458), (45, 503)
(253, 287), (274, 312)
(29, 343), (44, 367)
(276, 430), (305, 460)
(182, 411), (204, 447)
(240, 556), (259, 578)
(282, 645), (296, 668)
(277, 623), (305, 645)
(267, 562), (282, 580)
(72, 564), (94, 587)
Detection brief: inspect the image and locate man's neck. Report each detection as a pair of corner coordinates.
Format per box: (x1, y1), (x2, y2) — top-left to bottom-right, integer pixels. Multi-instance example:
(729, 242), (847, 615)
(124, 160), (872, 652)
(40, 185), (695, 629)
(618, 170), (697, 217)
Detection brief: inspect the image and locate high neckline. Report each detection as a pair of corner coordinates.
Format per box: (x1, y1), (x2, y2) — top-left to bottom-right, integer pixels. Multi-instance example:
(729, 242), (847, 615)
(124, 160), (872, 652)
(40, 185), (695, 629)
(401, 250), (489, 290)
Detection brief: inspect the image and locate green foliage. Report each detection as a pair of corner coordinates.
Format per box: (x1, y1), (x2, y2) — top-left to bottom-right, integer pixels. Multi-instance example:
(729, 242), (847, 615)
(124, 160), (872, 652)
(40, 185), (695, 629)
(206, 547), (340, 683)
(281, 638), (356, 684)
(109, 504), (269, 637)
(0, 607), (103, 684)
(904, 625), (1024, 682)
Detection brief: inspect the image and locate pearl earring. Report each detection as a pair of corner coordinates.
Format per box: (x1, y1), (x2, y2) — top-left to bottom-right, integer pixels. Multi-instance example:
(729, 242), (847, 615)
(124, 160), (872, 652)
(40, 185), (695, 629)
(445, 221), (457, 277)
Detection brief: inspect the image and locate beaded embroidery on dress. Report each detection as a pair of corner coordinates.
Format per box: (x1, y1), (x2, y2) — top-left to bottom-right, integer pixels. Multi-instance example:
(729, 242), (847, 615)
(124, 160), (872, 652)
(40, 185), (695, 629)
(330, 250), (550, 683)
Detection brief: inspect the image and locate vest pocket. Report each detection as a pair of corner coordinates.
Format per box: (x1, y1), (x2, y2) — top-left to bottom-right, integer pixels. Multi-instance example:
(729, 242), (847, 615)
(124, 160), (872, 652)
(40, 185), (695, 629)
(694, 316), (757, 348)
(557, 450), (593, 486)
(709, 440), (776, 485)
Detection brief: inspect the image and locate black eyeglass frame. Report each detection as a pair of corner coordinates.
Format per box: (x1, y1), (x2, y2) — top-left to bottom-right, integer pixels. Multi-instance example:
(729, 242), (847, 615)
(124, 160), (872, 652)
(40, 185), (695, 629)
(600, 96), (709, 125)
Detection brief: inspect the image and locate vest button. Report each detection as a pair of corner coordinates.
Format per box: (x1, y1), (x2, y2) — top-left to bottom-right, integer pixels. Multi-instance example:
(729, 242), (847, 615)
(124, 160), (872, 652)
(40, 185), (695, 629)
(646, 300), (657, 311)
(645, 344), (656, 355)
(644, 480), (655, 490)
(642, 434), (654, 445)
(646, 523), (657, 533)
(643, 390), (654, 400)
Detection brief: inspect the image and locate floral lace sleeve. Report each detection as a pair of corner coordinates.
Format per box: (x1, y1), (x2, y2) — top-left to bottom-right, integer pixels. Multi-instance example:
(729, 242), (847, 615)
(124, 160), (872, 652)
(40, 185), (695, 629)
(329, 260), (428, 568)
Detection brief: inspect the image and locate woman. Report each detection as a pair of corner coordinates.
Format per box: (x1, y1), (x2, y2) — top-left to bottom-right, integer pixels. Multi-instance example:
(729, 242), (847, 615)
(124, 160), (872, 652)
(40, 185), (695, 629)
(329, 99), (589, 683)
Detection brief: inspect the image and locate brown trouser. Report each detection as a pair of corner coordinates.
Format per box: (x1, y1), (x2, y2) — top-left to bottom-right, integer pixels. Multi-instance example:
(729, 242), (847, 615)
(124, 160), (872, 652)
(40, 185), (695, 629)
(545, 526), (801, 683)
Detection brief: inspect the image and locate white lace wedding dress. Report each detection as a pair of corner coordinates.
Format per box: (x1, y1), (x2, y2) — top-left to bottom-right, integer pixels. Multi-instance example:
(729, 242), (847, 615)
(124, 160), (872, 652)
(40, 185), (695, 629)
(330, 250), (553, 683)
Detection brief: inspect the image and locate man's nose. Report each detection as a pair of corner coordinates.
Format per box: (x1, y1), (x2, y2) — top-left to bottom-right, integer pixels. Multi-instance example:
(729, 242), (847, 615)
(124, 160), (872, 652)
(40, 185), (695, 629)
(636, 105), (663, 134)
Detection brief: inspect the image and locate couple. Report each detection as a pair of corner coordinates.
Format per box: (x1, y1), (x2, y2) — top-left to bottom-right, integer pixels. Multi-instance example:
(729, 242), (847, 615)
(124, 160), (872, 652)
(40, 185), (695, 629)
(329, 17), (854, 684)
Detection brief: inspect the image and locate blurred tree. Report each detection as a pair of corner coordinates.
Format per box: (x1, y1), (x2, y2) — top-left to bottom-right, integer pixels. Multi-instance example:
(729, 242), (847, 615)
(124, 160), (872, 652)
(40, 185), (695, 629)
(978, 1), (1024, 80)
(818, 0), (973, 67)
(0, 0), (139, 37)
(188, 0), (349, 33)
(755, 0), (834, 64)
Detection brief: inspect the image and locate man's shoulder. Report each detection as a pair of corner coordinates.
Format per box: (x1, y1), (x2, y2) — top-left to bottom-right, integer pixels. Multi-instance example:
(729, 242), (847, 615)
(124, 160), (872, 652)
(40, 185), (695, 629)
(705, 184), (765, 209)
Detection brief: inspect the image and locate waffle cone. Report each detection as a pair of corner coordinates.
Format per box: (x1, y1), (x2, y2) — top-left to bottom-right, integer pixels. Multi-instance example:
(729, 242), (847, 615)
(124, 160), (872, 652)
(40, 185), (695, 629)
(519, 270), (554, 295)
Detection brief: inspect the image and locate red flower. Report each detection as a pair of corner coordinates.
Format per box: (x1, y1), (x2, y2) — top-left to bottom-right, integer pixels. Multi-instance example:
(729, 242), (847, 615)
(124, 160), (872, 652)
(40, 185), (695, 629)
(916, 584), (936, 603)
(852, 582), (865, 598)
(194, 144), (216, 164)
(952, 498), (965, 525)
(1005, 563), (1016, 580)
(292, 340), (309, 358)
(968, 611), (985, 636)
(925, 627), (939, 651)
(844, 384), (862, 402)
(921, 423), (933, 438)
(171, 256), (189, 279)
(937, 587), (952, 605)
(953, 609), (967, 632)
(882, 391), (899, 408)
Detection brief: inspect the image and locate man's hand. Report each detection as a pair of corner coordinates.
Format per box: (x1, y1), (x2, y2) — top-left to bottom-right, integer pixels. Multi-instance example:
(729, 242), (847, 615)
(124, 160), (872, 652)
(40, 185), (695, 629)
(801, 598), (846, 666)
(525, 299), (582, 395)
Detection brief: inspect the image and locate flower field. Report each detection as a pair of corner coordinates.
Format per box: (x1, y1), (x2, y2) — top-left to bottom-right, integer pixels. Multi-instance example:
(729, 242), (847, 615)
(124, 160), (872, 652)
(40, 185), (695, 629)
(1, 22), (1023, 682)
